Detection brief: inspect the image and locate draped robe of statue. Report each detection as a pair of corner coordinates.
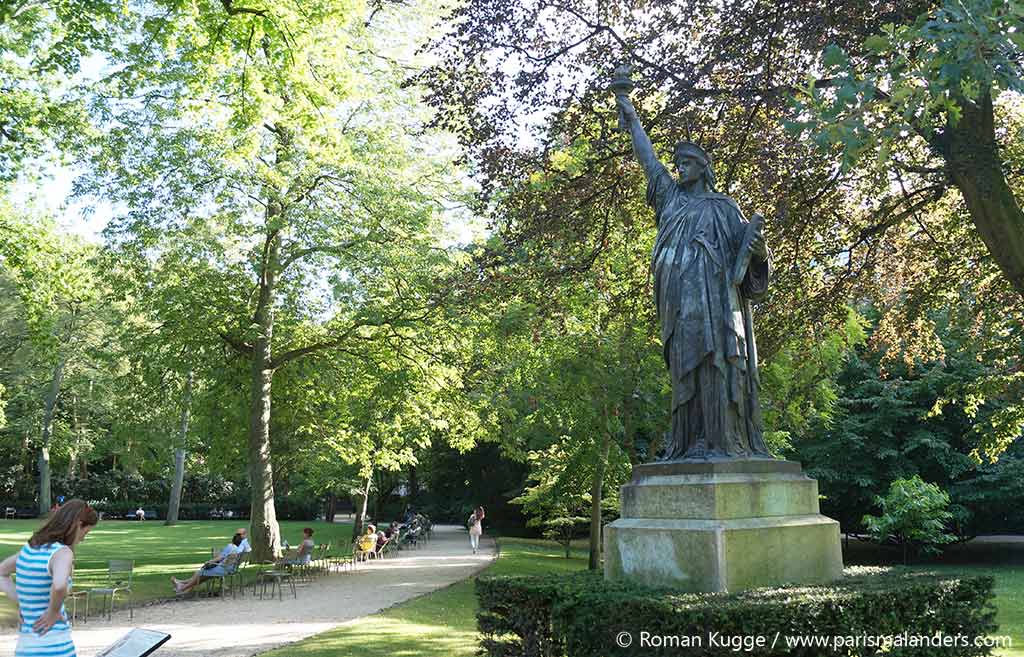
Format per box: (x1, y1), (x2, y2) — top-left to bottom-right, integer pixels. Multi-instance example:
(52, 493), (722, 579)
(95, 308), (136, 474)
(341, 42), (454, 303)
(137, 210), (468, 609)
(645, 163), (772, 460)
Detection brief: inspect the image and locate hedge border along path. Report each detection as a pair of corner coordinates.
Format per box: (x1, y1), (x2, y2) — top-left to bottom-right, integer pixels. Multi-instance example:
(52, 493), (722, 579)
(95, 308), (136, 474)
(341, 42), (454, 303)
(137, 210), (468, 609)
(0, 524), (496, 657)
(477, 567), (999, 657)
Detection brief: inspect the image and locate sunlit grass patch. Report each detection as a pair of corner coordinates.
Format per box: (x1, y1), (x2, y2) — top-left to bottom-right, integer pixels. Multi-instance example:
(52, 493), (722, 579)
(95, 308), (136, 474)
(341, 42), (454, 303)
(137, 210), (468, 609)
(0, 518), (354, 628)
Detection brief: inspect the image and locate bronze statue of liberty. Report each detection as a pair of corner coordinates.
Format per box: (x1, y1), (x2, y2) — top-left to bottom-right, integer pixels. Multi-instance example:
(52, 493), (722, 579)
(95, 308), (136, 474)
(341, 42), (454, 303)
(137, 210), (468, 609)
(612, 70), (772, 461)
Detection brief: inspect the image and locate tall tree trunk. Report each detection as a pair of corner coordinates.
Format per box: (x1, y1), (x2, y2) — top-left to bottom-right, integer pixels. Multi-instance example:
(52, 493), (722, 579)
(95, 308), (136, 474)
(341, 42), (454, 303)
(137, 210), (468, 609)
(372, 472), (397, 524)
(622, 389), (637, 465)
(68, 393), (79, 479)
(80, 379), (92, 477)
(588, 432), (612, 570)
(373, 490), (384, 525)
(166, 370), (193, 526)
(408, 464), (418, 501)
(324, 492), (337, 523)
(351, 472), (372, 543)
(942, 91), (1024, 295)
(620, 319), (639, 465)
(38, 357), (66, 515)
(248, 221), (282, 562)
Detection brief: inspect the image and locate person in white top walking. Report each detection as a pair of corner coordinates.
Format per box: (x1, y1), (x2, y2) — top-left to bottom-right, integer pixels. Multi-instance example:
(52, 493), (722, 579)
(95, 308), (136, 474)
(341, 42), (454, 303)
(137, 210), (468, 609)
(0, 499), (99, 657)
(467, 506), (485, 554)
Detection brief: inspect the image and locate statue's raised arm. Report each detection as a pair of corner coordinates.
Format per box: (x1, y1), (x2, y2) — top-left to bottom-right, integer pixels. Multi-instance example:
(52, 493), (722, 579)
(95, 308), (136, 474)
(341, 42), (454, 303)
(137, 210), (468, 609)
(610, 65), (666, 183)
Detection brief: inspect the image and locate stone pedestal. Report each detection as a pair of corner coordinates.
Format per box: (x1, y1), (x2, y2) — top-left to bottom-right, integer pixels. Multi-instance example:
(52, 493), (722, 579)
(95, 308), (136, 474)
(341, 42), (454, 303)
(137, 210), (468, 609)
(604, 459), (843, 592)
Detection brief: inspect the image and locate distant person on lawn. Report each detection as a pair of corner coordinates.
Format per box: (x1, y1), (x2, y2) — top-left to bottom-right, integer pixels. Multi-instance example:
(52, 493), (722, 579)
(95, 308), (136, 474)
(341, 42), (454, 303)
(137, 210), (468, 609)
(468, 506), (485, 554)
(172, 533), (242, 595)
(0, 499), (99, 657)
(135, 507), (145, 521)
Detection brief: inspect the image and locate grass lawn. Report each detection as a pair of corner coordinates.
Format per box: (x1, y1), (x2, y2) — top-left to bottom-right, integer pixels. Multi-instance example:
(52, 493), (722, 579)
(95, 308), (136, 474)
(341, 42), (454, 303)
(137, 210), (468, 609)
(268, 535), (1024, 657)
(0, 518), (353, 629)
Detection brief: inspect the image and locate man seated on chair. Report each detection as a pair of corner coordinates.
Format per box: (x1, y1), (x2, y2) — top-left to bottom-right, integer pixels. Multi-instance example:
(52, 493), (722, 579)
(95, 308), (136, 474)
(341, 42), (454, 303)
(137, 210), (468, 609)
(171, 532), (242, 594)
(237, 527), (251, 553)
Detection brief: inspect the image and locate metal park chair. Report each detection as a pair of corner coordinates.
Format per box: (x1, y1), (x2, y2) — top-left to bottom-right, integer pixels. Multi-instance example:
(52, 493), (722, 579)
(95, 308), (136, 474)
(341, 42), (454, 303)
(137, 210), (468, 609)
(67, 586), (89, 624)
(202, 551), (244, 599)
(90, 559), (134, 621)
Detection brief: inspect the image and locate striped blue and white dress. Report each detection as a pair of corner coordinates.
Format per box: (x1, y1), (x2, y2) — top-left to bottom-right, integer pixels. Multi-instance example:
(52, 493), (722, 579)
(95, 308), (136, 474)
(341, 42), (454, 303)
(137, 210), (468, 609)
(14, 542), (77, 657)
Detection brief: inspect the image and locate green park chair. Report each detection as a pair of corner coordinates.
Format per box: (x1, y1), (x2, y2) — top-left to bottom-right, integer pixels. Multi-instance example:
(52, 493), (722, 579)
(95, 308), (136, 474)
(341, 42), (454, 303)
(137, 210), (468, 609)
(67, 586), (89, 625)
(90, 559), (134, 621)
(202, 550), (244, 599)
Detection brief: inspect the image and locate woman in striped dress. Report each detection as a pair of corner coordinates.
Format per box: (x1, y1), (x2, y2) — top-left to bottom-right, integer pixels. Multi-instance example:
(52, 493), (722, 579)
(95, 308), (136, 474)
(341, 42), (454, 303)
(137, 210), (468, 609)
(0, 499), (99, 657)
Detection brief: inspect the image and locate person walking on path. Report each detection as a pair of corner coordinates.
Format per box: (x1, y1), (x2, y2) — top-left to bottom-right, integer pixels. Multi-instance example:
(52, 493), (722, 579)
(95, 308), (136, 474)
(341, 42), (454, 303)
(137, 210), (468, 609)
(467, 507), (485, 554)
(0, 499), (99, 657)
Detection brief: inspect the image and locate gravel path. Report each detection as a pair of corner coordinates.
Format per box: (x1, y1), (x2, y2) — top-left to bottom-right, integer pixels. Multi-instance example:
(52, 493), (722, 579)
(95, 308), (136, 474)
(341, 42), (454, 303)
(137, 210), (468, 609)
(0, 525), (495, 657)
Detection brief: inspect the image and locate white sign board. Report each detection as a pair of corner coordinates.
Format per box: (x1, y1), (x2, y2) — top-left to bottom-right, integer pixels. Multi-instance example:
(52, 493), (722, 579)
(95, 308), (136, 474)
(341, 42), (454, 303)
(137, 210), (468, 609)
(96, 628), (171, 657)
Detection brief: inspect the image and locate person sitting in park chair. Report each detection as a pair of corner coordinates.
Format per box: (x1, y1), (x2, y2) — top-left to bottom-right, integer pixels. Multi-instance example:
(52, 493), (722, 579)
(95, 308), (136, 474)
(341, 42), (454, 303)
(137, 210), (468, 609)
(171, 533), (242, 595)
(284, 528), (315, 566)
(237, 527), (251, 553)
(355, 525), (376, 560)
(375, 530), (386, 551)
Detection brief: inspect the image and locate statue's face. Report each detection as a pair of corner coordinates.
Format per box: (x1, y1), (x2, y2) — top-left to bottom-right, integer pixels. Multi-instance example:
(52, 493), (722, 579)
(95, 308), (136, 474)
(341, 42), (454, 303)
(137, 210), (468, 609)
(675, 155), (704, 185)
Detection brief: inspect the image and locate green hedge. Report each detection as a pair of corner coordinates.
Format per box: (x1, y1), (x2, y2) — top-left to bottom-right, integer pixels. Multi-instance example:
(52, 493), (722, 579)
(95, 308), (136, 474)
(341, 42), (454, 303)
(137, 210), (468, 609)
(476, 568), (998, 657)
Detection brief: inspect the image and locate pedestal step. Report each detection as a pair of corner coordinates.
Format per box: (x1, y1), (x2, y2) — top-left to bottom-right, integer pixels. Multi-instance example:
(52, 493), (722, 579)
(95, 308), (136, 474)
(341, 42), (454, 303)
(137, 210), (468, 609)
(605, 459), (843, 592)
(604, 515), (843, 592)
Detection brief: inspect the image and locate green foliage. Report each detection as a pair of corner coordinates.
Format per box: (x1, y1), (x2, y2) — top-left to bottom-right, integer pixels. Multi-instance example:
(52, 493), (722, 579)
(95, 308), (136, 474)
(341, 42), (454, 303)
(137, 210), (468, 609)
(0, 209), (102, 348)
(792, 0), (1024, 171)
(541, 515), (588, 559)
(863, 475), (957, 560)
(0, 0), (122, 179)
(476, 570), (998, 657)
(792, 310), (1024, 538)
(949, 439), (1024, 534)
(759, 308), (868, 452)
(934, 370), (1024, 462)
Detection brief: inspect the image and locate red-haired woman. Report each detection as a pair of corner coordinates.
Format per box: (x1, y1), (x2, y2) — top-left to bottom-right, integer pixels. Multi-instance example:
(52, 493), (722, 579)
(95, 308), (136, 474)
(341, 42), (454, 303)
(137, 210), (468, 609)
(0, 499), (99, 657)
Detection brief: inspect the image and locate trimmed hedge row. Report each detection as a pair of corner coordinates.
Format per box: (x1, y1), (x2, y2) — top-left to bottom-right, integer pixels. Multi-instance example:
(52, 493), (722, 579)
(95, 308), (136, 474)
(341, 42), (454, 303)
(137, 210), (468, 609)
(476, 568), (998, 657)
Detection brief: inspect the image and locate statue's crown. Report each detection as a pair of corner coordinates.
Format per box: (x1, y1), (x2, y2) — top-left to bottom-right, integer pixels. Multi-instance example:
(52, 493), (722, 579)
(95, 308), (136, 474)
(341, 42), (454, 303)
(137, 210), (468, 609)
(673, 141), (711, 166)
